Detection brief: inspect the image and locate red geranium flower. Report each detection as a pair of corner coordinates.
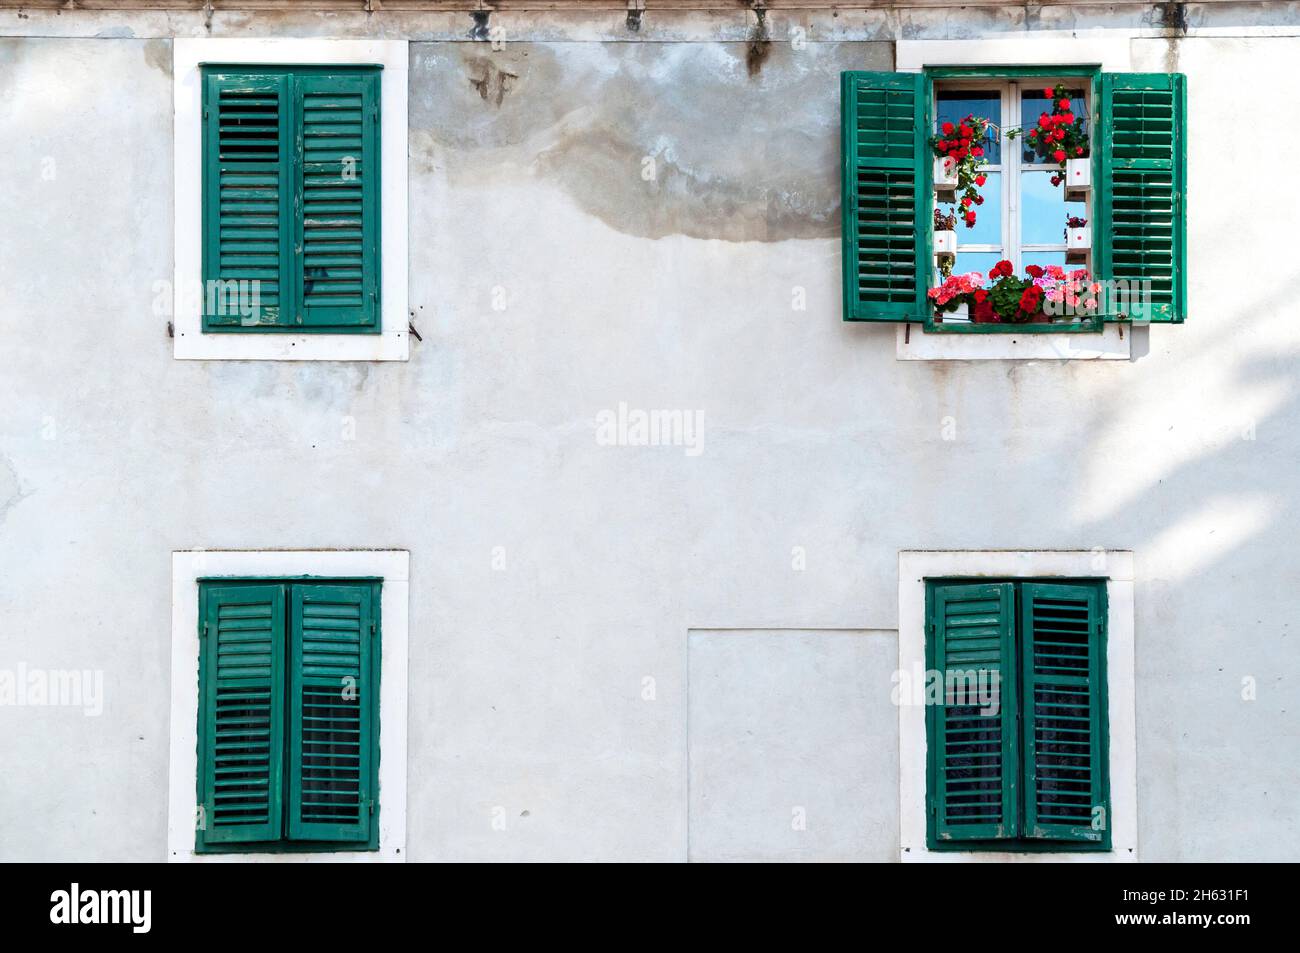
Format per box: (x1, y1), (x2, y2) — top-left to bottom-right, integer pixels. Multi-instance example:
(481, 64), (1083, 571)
(1026, 265), (1044, 279)
(974, 174), (987, 186)
(1053, 149), (1067, 163)
(942, 121), (955, 136)
(1058, 97), (1071, 110)
(1042, 87), (1054, 98)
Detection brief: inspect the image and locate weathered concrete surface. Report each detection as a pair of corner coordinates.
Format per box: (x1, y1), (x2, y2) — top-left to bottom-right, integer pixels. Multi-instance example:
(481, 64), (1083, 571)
(1, 18), (1299, 862)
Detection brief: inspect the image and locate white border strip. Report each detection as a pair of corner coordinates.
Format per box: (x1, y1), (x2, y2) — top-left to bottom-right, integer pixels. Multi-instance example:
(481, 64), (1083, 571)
(167, 549), (409, 862)
(898, 550), (1137, 863)
(896, 37), (1135, 73)
(172, 38), (409, 361)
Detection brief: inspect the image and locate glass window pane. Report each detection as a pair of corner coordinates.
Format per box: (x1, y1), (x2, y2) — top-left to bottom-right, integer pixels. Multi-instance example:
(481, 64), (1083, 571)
(1021, 251), (1067, 272)
(1020, 87), (1088, 164)
(952, 251), (1003, 278)
(1021, 171), (1085, 245)
(939, 171), (1001, 247)
(936, 90), (1002, 164)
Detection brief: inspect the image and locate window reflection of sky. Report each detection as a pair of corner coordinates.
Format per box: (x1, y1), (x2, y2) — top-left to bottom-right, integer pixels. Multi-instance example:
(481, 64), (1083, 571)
(935, 85), (1090, 268)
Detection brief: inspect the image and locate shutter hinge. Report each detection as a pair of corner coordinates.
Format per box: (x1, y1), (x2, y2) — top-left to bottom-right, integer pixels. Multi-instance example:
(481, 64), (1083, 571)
(368, 798), (375, 815)
(370, 620), (377, 636)
(201, 621), (210, 639)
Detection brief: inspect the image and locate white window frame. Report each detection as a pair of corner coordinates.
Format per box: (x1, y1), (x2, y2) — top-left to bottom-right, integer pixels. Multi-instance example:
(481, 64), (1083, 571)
(895, 37), (1137, 361)
(934, 78), (1088, 277)
(897, 550), (1137, 863)
(167, 549), (409, 862)
(172, 39), (409, 361)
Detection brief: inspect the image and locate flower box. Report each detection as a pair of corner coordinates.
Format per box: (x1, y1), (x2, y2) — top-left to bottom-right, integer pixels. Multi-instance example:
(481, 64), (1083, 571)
(1066, 225), (1091, 264)
(1063, 158), (1091, 201)
(933, 230), (958, 255)
(934, 156), (958, 197)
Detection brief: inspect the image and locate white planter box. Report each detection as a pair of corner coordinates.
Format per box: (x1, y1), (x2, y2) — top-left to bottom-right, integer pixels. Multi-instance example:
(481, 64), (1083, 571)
(933, 230), (957, 255)
(934, 156), (957, 196)
(1066, 225), (1091, 263)
(1064, 158), (1091, 201)
(934, 302), (970, 324)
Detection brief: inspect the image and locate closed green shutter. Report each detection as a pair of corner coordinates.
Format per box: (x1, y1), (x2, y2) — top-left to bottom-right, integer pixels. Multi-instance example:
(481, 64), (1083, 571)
(287, 583), (377, 843)
(202, 67), (380, 333)
(840, 71), (928, 322)
(929, 583), (1018, 841)
(296, 72), (381, 330)
(203, 72), (294, 329)
(1098, 73), (1187, 323)
(198, 584), (286, 846)
(1020, 583), (1109, 844)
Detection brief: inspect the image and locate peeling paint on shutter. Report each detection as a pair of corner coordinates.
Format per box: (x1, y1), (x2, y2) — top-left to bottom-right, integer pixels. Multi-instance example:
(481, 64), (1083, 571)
(1021, 582), (1109, 844)
(202, 73), (292, 329)
(929, 582), (1018, 842)
(296, 72), (380, 331)
(198, 584), (286, 847)
(840, 71), (928, 322)
(287, 583), (377, 843)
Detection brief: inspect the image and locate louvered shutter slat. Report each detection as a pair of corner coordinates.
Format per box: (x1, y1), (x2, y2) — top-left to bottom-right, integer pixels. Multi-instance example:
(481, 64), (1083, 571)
(1021, 583), (1109, 843)
(288, 583), (376, 843)
(930, 583), (1018, 841)
(199, 584), (286, 846)
(840, 71), (927, 322)
(296, 73), (380, 330)
(1099, 73), (1187, 323)
(203, 73), (292, 328)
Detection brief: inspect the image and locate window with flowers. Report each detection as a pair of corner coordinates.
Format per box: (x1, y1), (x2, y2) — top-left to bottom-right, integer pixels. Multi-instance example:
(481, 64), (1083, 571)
(840, 68), (1187, 332)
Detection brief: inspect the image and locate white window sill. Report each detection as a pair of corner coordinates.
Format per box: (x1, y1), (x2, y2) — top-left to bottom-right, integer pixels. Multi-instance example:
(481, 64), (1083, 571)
(896, 323), (1136, 361)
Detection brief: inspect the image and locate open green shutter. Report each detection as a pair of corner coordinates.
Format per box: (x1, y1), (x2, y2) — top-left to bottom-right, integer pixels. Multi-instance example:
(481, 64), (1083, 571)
(1020, 583), (1109, 843)
(840, 71), (928, 322)
(929, 583), (1018, 841)
(296, 72), (381, 331)
(287, 583), (377, 843)
(1098, 73), (1187, 323)
(198, 584), (286, 847)
(202, 71), (293, 329)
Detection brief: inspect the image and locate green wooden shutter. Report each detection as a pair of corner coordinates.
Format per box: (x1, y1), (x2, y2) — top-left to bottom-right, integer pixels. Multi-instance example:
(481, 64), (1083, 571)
(1020, 582), (1109, 843)
(928, 582), (1018, 841)
(287, 583), (377, 843)
(840, 71), (928, 322)
(197, 584), (286, 847)
(1098, 73), (1187, 323)
(296, 72), (381, 331)
(202, 72), (294, 329)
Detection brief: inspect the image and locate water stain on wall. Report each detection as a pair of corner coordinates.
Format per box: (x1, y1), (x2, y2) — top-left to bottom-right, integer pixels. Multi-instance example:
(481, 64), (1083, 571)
(143, 38), (171, 76)
(410, 40), (892, 243)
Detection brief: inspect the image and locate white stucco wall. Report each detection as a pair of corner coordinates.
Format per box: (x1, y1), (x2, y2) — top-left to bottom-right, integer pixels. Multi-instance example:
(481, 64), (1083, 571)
(0, 4), (1297, 861)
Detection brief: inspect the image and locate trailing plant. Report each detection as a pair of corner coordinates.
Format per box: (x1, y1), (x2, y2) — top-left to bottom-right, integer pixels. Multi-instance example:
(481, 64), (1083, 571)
(1008, 84), (1089, 185)
(1065, 215), (1088, 238)
(930, 114), (992, 227)
(934, 208), (957, 232)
